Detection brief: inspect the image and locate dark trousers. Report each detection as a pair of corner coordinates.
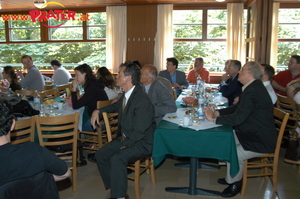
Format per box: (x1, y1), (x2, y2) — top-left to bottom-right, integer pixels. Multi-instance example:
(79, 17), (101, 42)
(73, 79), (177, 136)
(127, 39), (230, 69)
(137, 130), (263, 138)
(95, 137), (152, 198)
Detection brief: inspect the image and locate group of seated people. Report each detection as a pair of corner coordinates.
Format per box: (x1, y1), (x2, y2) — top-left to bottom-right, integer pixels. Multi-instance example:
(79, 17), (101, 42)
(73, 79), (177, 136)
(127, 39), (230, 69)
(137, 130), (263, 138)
(1, 54), (300, 199)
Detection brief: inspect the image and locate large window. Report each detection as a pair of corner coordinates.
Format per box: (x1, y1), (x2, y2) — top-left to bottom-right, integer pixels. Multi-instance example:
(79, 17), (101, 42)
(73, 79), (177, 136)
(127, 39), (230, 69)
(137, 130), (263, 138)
(173, 9), (227, 72)
(277, 8), (300, 71)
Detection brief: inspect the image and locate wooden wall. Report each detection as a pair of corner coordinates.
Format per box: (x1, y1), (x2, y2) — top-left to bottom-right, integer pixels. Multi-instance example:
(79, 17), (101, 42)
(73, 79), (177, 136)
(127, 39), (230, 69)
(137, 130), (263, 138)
(126, 5), (157, 66)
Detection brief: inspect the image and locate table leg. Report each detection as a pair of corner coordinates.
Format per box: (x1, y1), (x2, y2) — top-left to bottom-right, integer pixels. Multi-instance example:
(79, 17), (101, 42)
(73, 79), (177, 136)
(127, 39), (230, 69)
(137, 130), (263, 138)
(174, 157), (220, 170)
(165, 157), (221, 196)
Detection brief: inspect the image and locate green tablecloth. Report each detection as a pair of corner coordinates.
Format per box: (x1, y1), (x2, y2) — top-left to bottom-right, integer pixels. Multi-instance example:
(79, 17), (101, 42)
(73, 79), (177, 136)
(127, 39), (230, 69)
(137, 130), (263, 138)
(152, 119), (239, 177)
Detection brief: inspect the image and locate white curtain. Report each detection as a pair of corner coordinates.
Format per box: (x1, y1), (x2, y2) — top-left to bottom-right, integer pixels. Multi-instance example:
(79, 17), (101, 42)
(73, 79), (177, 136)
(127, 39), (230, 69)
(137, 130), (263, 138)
(154, 4), (173, 71)
(227, 3), (245, 64)
(106, 6), (127, 73)
(270, 3), (279, 69)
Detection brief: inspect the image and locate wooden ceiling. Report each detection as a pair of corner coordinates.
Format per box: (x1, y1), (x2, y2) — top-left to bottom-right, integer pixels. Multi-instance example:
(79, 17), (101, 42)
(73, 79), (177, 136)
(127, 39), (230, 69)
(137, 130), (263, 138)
(0, 0), (248, 12)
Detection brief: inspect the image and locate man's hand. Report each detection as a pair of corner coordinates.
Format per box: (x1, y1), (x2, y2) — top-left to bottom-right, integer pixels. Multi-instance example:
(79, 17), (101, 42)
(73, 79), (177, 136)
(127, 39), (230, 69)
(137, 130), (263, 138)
(90, 110), (100, 129)
(171, 83), (180, 88)
(221, 73), (230, 82)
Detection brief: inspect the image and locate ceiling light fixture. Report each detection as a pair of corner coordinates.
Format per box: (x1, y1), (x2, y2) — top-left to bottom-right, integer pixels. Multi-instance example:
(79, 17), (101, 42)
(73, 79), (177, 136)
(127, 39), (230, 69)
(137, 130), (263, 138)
(216, 0), (225, 2)
(33, 0), (47, 9)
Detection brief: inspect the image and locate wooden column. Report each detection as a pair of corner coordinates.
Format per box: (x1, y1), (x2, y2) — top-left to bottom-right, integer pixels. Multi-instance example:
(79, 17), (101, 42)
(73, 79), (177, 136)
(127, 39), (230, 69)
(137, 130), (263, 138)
(126, 5), (157, 66)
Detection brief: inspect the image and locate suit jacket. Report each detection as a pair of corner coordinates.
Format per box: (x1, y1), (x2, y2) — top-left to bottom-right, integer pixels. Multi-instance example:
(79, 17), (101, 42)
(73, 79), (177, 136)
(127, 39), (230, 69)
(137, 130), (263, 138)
(159, 70), (189, 95)
(216, 79), (277, 154)
(99, 85), (156, 152)
(219, 74), (243, 106)
(159, 70), (189, 88)
(147, 80), (177, 125)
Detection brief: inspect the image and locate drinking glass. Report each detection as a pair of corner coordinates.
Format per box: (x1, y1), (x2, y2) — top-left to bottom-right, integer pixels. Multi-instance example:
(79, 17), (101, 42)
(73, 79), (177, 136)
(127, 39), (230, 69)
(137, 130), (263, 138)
(40, 104), (45, 116)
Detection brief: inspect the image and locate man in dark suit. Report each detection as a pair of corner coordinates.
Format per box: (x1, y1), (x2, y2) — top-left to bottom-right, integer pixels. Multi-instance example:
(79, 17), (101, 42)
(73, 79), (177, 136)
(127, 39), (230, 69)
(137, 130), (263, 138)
(141, 64), (177, 125)
(90, 62), (155, 199)
(204, 61), (277, 198)
(158, 57), (189, 96)
(219, 60), (243, 106)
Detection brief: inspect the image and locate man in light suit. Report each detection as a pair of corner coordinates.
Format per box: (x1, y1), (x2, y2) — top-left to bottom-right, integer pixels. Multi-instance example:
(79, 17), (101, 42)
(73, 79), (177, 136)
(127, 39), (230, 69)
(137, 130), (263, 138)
(204, 61), (277, 198)
(159, 57), (189, 96)
(219, 60), (243, 106)
(90, 62), (155, 199)
(141, 65), (177, 125)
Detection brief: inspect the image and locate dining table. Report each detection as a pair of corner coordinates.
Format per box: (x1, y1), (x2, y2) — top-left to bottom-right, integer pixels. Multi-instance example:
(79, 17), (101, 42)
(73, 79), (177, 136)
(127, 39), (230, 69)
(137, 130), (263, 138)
(152, 93), (239, 196)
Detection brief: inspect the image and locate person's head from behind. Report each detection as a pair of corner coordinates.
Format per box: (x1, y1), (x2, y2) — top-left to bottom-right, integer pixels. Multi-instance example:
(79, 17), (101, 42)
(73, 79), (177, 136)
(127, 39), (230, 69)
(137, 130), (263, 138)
(166, 57), (178, 72)
(227, 60), (241, 77)
(0, 99), (15, 142)
(261, 64), (275, 82)
(96, 67), (117, 89)
(3, 66), (18, 83)
(194, 57), (204, 70)
(116, 62), (140, 91)
(74, 64), (95, 88)
(288, 55), (300, 71)
(50, 59), (62, 70)
(238, 61), (262, 85)
(21, 55), (33, 70)
(140, 64), (158, 86)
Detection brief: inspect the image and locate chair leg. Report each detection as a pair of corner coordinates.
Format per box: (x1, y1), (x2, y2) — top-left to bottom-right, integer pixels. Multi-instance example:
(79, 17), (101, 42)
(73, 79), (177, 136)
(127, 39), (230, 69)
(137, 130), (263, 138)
(134, 160), (141, 199)
(298, 165), (300, 174)
(263, 158), (269, 181)
(150, 158), (156, 184)
(241, 160), (248, 195)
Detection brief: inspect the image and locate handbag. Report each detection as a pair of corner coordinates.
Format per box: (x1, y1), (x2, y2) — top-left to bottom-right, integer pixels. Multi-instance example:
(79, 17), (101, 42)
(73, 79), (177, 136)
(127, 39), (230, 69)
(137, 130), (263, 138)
(284, 135), (300, 164)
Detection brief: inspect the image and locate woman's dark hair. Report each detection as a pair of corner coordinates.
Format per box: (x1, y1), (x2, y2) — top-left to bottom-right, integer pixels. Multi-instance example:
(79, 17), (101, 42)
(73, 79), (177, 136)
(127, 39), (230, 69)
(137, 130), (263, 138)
(74, 64), (95, 88)
(3, 66), (18, 84)
(0, 99), (14, 136)
(96, 67), (118, 90)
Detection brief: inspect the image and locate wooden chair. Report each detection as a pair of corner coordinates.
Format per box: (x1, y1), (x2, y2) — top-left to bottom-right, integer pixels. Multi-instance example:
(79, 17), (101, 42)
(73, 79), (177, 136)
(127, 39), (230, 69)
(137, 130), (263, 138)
(44, 84), (54, 90)
(14, 90), (36, 98)
(36, 112), (79, 191)
(56, 83), (72, 96)
(102, 112), (156, 199)
(10, 116), (36, 145)
(78, 99), (113, 151)
(39, 88), (59, 102)
(241, 107), (289, 195)
(276, 94), (298, 141)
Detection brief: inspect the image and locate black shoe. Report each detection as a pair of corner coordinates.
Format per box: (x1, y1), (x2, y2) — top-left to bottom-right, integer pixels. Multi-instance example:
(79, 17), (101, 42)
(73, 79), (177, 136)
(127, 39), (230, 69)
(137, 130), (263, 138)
(218, 178), (230, 185)
(220, 181), (242, 198)
(87, 153), (96, 163)
(77, 160), (87, 167)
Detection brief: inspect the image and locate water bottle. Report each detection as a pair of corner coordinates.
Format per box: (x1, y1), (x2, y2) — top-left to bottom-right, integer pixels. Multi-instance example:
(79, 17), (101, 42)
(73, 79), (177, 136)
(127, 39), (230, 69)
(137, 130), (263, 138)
(34, 90), (41, 110)
(198, 97), (205, 121)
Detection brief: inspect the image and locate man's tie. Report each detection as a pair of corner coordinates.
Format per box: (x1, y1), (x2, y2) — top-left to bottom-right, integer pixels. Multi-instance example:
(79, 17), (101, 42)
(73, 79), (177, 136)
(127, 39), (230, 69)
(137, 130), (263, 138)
(122, 96), (126, 113)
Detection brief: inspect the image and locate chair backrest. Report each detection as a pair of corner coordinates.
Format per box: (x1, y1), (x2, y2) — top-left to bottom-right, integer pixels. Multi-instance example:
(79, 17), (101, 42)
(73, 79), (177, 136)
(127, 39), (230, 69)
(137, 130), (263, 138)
(39, 88), (59, 102)
(11, 116), (36, 144)
(14, 90), (36, 97)
(44, 84), (54, 90)
(36, 112), (79, 166)
(102, 112), (119, 142)
(273, 107), (289, 156)
(56, 83), (72, 96)
(276, 94), (297, 119)
(0, 171), (59, 199)
(97, 99), (113, 109)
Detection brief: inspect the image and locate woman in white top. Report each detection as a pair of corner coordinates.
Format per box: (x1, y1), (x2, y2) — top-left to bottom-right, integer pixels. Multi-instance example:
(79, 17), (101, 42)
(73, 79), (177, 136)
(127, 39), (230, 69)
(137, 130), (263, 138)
(96, 67), (122, 100)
